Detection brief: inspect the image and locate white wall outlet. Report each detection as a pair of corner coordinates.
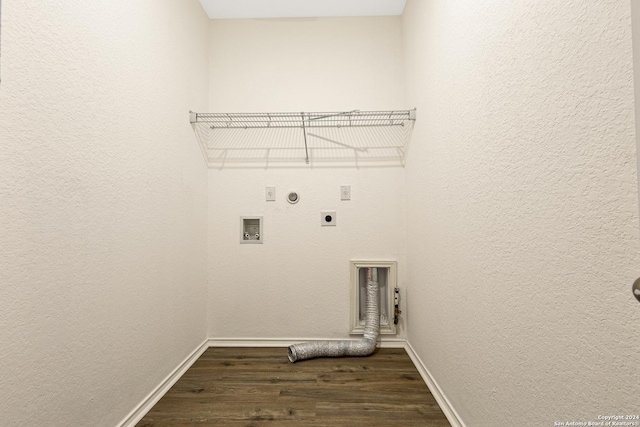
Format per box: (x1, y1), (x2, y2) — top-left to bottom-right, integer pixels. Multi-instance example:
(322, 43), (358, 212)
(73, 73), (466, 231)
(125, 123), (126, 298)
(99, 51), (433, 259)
(321, 211), (337, 226)
(340, 185), (351, 200)
(265, 186), (276, 201)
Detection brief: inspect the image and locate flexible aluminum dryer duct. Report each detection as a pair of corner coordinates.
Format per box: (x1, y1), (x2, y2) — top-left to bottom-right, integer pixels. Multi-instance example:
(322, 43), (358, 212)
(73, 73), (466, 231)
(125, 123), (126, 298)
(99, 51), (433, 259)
(287, 268), (380, 363)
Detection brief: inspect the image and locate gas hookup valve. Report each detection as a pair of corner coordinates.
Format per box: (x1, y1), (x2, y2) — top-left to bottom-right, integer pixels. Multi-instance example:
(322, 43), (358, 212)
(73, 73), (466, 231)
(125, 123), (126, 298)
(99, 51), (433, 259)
(394, 287), (402, 325)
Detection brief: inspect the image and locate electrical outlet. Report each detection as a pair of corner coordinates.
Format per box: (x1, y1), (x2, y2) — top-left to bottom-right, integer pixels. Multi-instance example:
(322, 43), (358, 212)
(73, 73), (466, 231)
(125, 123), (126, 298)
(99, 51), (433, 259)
(266, 187), (276, 201)
(321, 211), (336, 226)
(340, 185), (351, 200)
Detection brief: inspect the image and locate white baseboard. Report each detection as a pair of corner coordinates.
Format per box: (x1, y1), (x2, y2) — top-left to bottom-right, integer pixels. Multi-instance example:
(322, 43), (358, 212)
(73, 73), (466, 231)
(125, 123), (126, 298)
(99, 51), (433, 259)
(207, 337), (407, 348)
(117, 338), (209, 427)
(404, 341), (466, 427)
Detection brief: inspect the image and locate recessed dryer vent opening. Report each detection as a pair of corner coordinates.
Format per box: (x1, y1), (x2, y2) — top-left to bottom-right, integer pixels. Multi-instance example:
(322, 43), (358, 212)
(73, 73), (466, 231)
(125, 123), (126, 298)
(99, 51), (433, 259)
(350, 260), (397, 335)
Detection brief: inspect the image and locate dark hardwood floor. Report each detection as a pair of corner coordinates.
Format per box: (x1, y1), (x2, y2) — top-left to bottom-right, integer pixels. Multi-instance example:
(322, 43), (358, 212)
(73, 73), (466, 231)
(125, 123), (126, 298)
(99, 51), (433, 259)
(137, 347), (450, 426)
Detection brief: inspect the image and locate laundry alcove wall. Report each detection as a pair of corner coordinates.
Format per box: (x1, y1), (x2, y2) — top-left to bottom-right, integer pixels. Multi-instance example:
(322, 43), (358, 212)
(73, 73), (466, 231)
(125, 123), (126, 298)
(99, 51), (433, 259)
(205, 16), (409, 342)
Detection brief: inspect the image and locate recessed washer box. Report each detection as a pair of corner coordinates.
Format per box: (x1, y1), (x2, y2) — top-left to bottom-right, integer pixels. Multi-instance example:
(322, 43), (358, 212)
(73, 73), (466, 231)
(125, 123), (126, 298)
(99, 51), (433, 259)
(240, 216), (263, 244)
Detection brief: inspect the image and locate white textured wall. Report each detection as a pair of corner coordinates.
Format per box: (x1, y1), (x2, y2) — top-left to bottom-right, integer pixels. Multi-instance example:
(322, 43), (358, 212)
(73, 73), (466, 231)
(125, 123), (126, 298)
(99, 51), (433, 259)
(0, 1), (209, 426)
(208, 17), (404, 112)
(632, 0), (640, 217)
(207, 17), (407, 339)
(402, 0), (640, 425)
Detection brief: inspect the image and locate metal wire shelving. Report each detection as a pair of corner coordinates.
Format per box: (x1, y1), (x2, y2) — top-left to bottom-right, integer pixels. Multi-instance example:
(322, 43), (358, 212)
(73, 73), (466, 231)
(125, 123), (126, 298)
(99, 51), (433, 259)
(190, 109), (416, 167)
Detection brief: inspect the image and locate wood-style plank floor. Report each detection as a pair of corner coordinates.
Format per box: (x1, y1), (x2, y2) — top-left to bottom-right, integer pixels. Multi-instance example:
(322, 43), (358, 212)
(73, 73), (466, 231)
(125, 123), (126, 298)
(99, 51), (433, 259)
(137, 347), (450, 426)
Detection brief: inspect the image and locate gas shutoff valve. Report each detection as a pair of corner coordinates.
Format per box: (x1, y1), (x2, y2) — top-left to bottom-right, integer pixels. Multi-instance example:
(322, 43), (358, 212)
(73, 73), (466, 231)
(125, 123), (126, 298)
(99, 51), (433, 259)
(394, 287), (401, 325)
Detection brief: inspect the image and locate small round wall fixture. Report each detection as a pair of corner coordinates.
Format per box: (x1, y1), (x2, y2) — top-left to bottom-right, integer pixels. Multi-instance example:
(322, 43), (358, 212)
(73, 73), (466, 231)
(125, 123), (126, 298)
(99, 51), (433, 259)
(633, 278), (640, 303)
(287, 191), (300, 204)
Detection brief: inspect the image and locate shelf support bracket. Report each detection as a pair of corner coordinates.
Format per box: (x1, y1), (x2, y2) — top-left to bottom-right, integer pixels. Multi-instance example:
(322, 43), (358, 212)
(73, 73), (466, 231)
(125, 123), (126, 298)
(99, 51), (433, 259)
(301, 112), (309, 164)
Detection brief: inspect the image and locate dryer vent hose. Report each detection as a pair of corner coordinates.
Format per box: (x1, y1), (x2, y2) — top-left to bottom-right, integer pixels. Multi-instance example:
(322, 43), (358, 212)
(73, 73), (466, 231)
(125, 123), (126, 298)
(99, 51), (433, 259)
(287, 268), (379, 363)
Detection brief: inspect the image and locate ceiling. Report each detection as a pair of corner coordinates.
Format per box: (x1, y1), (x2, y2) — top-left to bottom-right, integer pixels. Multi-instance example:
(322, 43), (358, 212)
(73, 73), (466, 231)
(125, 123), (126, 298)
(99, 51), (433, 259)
(198, 0), (407, 20)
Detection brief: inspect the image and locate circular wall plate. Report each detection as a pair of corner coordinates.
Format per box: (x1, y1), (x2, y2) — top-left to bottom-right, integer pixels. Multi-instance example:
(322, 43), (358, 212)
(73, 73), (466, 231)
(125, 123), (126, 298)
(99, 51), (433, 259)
(633, 278), (640, 303)
(287, 191), (300, 204)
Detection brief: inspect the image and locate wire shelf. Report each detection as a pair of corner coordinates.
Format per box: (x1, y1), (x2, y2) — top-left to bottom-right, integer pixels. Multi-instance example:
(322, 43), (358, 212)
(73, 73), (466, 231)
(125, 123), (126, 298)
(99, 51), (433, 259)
(190, 109), (416, 167)
(191, 110), (414, 129)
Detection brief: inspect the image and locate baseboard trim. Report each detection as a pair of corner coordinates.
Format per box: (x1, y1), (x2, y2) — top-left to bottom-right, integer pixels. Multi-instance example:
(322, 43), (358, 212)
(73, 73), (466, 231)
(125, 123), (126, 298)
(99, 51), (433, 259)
(404, 341), (466, 427)
(117, 338), (209, 427)
(207, 337), (407, 348)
